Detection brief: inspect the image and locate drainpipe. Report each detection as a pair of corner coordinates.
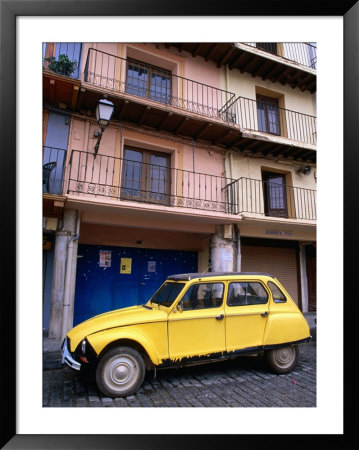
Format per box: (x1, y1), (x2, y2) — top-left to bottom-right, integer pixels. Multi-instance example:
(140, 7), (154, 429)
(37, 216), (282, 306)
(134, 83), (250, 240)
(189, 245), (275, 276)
(229, 150), (234, 180)
(225, 64), (230, 97)
(61, 210), (81, 341)
(236, 225), (242, 272)
(80, 121), (91, 180)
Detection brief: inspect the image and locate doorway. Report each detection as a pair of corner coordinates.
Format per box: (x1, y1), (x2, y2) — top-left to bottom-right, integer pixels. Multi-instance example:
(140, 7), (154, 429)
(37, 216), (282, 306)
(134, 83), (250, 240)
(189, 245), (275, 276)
(73, 244), (198, 325)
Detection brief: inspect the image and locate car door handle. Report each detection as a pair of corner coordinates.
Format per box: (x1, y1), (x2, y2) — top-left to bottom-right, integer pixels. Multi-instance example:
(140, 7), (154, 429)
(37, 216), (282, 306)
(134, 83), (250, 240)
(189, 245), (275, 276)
(261, 311), (269, 317)
(216, 314), (224, 320)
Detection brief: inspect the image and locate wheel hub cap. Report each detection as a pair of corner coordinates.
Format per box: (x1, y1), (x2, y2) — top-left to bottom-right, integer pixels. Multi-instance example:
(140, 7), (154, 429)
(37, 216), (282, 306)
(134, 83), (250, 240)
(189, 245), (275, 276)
(112, 363), (131, 383)
(274, 347), (295, 367)
(104, 355), (138, 390)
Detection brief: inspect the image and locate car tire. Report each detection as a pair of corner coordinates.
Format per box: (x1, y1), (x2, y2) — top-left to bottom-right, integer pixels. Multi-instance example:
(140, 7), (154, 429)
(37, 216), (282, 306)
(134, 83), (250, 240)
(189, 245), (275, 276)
(265, 345), (299, 374)
(96, 346), (146, 397)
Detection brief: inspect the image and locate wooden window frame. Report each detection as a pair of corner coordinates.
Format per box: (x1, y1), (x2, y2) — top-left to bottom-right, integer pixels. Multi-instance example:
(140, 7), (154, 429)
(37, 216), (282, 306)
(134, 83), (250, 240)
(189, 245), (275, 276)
(256, 94), (281, 136)
(126, 58), (172, 104)
(121, 146), (171, 205)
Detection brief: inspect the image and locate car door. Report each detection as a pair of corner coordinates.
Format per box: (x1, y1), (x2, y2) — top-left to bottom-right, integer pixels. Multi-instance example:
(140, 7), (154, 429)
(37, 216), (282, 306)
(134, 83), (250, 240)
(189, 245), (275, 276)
(168, 282), (226, 361)
(225, 280), (269, 352)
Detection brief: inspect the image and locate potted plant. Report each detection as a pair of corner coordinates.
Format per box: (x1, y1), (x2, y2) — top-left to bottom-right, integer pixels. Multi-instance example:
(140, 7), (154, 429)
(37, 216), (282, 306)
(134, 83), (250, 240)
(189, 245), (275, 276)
(44, 54), (78, 77)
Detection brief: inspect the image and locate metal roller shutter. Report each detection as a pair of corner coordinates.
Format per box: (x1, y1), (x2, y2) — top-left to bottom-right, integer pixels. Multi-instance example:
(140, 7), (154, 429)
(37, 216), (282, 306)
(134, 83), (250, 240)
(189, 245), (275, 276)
(241, 245), (299, 306)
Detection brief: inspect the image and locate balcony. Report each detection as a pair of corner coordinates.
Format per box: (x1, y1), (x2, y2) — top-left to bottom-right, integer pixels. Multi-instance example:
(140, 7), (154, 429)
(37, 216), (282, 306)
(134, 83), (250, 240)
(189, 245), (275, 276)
(67, 150), (231, 214)
(242, 43), (317, 70)
(225, 177), (316, 221)
(43, 42), (82, 79)
(42, 46), (316, 163)
(43, 47), (243, 151)
(83, 48), (236, 121)
(224, 96), (317, 146)
(165, 43), (316, 93)
(64, 150), (316, 222)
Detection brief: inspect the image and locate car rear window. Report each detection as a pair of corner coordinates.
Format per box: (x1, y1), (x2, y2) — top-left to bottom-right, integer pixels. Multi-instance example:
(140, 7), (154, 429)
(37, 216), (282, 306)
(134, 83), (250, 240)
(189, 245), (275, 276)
(267, 281), (287, 303)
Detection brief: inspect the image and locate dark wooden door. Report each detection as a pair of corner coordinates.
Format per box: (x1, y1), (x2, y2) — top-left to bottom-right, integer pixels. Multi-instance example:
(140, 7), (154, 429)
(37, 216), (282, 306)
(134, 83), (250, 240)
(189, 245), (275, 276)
(262, 171), (288, 218)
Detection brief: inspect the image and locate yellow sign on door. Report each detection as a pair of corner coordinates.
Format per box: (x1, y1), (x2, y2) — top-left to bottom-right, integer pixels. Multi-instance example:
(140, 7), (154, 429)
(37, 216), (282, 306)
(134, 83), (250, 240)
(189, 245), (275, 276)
(120, 258), (132, 274)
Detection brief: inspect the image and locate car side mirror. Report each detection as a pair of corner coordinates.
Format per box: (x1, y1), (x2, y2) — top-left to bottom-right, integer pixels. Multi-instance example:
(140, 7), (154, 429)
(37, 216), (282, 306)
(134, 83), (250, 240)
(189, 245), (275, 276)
(176, 301), (183, 313)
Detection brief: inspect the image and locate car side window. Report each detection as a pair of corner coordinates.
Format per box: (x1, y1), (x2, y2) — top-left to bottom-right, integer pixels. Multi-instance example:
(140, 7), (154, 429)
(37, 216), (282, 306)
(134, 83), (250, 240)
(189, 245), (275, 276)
(181, 283), (224, 310)
(227, 282), (268, 306)
(268, 281), (287, 303)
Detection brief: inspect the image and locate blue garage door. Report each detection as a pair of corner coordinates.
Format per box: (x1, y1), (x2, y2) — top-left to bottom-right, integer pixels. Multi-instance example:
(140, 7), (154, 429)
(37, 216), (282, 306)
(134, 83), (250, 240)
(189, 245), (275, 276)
(73, 244), (198, 325)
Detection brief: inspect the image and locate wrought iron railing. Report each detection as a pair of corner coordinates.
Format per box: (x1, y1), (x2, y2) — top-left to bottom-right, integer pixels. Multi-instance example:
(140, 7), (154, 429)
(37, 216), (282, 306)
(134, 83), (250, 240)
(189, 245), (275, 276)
(83, 48), (235, 120)
(222, 96), (317, 146)
(43, 146), (67, 194)
(67, 150), (232, 213)
(225, 177), (316, 220)
(66, 150), (316, 220)
(242, 43), (317, 70)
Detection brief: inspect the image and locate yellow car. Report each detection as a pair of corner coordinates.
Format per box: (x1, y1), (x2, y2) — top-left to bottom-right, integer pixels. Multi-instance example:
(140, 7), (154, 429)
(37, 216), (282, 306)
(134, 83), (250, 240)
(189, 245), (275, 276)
(62, 272), (311, 397)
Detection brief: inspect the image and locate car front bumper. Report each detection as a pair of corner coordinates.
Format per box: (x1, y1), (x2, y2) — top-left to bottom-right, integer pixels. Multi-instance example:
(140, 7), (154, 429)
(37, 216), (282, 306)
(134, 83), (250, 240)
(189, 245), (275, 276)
(61, 338), (81, 371)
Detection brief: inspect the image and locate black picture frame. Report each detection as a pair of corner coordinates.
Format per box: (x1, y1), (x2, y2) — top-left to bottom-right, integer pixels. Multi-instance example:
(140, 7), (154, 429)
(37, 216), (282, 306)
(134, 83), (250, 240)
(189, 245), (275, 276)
(1, 0), (357, 448)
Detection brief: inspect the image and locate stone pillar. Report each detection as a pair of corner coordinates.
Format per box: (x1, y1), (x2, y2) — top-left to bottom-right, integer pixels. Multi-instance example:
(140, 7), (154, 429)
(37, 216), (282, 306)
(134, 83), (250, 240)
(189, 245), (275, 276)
(67, 230), (80, 331)
(48, 209), (79, 341)
(210, 225), (236, 272)
(48, 231), (67, 340)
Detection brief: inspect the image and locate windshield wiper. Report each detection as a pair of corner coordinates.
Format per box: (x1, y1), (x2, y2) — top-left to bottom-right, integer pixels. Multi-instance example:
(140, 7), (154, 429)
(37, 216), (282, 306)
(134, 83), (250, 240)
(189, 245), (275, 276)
(141, 304), (152, 310)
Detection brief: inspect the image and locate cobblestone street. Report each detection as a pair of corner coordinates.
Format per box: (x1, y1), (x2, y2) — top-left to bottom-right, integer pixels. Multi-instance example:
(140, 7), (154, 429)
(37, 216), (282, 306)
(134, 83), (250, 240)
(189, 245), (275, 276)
(43, 341), (316, 407)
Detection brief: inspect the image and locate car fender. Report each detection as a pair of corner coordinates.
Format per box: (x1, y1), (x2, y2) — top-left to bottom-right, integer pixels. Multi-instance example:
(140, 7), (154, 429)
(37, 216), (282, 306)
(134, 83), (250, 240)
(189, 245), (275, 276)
(86, 326), (162, 366)
(263, 311), (310, 346)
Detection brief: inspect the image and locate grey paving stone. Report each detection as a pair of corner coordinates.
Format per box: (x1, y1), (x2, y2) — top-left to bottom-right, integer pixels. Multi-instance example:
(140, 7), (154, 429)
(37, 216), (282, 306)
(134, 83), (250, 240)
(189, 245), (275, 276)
(43, 341), (317, 408)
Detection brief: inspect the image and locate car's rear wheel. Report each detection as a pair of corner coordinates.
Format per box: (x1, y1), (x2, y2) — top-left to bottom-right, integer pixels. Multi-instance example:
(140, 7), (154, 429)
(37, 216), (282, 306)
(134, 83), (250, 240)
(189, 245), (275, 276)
(96, 346), (145, 397)
(265, 345), (299, 374)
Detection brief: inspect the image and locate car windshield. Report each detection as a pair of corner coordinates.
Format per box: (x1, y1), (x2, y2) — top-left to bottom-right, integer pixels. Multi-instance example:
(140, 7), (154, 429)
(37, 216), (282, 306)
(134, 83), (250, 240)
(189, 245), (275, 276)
(149, 282), (185, 307)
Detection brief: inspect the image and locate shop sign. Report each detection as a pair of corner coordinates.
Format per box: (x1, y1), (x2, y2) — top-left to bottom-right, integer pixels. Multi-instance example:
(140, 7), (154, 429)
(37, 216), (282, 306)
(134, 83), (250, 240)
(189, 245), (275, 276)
(222, 252), (232, 261)
(264, 229), (294, 237)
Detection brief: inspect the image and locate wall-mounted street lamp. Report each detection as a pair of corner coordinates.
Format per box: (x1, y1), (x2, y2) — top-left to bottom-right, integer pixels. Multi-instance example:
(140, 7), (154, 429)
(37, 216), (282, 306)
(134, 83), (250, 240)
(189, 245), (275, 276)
(94, 98), (115, 158)
(297, 165), (312, 176)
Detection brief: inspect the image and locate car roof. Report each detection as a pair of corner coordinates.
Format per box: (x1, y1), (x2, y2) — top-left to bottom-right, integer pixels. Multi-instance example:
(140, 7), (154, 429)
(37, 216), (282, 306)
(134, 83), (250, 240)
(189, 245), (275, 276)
(167, 272), (275, 281)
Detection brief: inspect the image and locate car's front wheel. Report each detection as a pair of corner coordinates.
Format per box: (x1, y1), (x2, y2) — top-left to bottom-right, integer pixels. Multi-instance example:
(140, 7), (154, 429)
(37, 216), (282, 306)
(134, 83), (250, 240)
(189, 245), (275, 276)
(265, 345), (299, 374)
(96, 346), (146, 397)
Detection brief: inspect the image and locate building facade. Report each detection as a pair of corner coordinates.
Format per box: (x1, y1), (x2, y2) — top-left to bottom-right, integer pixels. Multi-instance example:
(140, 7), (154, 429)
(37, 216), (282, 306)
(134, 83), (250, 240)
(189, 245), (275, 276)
(42, 42), (317, 341)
